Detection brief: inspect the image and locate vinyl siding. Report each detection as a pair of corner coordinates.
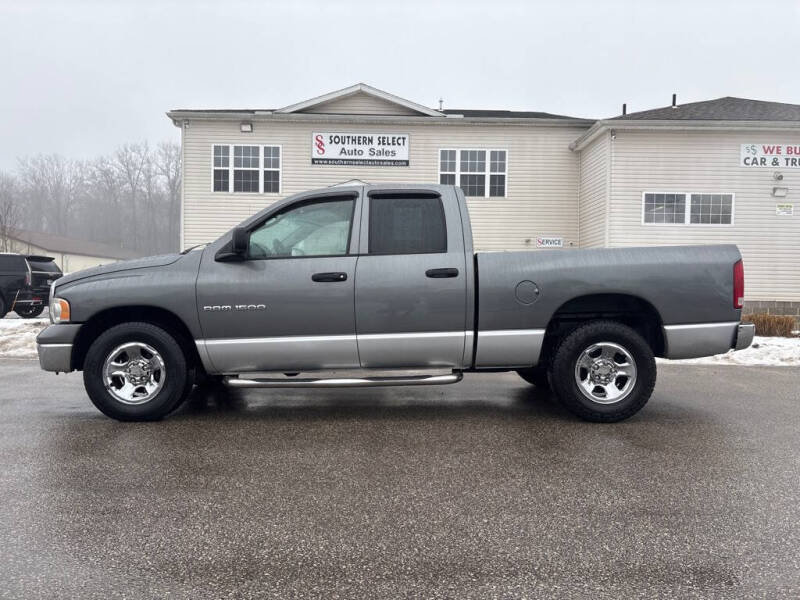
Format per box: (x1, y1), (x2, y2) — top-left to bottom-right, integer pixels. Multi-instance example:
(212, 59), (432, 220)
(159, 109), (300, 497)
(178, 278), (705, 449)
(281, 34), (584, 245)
(578, 132), (609, 247)
(607, 129), (800, 301)
(300, 93), (422, 116)
(182, 118), (587, 251)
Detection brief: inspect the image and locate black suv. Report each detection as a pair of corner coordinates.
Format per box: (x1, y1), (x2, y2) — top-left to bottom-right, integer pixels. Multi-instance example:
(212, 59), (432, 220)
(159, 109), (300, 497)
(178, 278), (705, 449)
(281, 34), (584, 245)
(0, 253), (63, 318)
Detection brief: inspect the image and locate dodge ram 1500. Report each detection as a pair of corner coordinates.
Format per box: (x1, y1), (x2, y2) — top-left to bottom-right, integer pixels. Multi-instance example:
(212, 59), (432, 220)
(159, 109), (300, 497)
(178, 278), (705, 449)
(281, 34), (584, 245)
(36, 184), (754, 422)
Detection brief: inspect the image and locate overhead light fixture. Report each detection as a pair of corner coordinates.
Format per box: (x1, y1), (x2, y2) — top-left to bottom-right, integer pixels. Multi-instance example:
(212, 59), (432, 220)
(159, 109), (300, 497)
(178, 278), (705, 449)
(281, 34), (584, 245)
(240, 122), (253, 133)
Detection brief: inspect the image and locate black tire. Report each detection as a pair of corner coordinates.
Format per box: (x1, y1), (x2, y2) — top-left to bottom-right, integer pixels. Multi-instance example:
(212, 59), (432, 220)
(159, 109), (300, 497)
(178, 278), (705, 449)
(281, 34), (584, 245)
(549, 320), (656, 423)
(516, 366), (550, 390)
(15, 305), (45, 318)
(0, 296), (6, 319)
(83, 322), (191, 421)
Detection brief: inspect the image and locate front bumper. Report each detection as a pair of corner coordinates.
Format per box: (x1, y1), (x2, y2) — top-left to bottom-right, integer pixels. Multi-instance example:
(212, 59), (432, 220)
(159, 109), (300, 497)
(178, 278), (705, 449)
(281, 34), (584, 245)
(734, 323), (755, 351)
(37, 343), (74, 372)
(36, 324), (81, 373)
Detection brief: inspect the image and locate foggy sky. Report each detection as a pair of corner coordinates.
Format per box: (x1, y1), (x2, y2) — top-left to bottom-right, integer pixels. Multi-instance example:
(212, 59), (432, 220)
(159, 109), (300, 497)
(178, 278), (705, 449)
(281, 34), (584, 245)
(1, 0), (799, 170)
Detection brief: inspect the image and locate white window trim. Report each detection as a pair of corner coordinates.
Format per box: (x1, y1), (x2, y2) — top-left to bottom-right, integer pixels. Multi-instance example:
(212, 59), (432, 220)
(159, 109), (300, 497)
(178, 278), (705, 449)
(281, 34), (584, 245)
(211, 144), (282, 195)
(641, 191), (735, 226)
(438, 148), (508, 198)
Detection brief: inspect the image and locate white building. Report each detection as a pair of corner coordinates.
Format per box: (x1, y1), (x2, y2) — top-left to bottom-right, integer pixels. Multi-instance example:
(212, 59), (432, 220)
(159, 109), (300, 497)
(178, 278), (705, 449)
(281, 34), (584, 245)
(169, 84), (800, 317)
(7, 228), (140, 272)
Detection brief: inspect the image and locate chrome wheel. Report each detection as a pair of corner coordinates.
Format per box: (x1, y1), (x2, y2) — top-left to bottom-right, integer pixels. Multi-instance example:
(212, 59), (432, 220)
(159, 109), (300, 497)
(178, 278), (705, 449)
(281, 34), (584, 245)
(102, 342), (166, 405)
(574, 342), (637, 405)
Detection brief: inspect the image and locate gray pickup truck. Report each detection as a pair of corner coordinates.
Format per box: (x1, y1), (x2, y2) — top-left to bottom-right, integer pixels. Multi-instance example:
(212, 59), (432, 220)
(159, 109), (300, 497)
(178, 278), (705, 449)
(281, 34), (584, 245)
(37, 184), (754, 422)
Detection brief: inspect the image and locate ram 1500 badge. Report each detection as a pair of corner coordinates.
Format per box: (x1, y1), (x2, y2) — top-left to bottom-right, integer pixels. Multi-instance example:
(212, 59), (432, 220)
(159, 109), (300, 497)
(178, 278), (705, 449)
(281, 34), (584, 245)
(36, 184), (754, 422)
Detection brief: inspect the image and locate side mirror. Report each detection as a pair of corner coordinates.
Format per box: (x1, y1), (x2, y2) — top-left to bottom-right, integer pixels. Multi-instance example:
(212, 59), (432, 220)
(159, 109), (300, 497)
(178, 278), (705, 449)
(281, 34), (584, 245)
(231, 227), (249, 255)
(215, 226), (249, 262)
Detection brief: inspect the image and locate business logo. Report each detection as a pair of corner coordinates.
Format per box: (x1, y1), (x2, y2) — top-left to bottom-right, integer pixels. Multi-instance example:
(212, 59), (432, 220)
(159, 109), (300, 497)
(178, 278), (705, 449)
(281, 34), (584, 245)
(311, 132), (410, 166)
(314, 134), (325, 155)
(741, 143), (800, 168)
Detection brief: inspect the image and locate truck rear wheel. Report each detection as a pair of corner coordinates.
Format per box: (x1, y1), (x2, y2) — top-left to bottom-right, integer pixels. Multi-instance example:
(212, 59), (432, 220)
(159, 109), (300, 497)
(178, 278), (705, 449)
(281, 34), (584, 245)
(549, 320), (656, 422)
(83, 322), (192, 421)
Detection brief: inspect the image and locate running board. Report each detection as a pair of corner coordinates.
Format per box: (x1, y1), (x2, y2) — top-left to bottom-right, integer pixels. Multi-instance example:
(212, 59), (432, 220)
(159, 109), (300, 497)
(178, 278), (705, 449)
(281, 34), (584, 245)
(224, 372), (463, 389)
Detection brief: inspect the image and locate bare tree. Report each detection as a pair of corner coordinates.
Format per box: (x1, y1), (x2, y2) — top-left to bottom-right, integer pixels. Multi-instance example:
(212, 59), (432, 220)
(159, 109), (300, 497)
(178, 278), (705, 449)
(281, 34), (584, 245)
(83, 156), (122, 245)
(156, 141), (181, 250)
(0, 172), (22, 252)
(11, 140), (180, 256)
(17, 155), (84, 235)
(114, 143), (149, 251)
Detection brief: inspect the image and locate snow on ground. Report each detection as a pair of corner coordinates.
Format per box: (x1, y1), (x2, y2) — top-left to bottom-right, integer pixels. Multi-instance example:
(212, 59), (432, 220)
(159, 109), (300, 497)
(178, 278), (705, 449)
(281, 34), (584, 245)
(659, 335), (800, 367)
(0, 318), (49, 359)
(1, 318), (799, 366)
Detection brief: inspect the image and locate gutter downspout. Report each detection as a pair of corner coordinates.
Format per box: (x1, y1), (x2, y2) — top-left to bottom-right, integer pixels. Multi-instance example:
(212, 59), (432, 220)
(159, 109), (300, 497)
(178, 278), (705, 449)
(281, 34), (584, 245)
(179, 121), (186, 251)
(604, 130), (613, 248)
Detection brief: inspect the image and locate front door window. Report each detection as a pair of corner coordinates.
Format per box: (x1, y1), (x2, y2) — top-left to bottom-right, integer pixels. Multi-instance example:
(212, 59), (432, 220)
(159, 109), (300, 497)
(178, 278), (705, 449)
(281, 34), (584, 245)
(248, 198), (354, 258)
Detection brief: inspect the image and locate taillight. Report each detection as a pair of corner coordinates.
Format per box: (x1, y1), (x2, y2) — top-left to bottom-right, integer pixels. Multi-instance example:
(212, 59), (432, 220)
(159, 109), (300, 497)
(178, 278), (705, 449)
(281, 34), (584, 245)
(733, 259), (744, 309)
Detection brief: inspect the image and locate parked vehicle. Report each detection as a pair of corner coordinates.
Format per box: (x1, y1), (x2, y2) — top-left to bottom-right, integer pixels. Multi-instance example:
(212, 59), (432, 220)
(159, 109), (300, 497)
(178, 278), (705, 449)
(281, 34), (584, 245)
(36, 184), (754, 422)
(14, 256), (63, 318)
(0, 253), (62, 319)
(0, 253), (29, 319)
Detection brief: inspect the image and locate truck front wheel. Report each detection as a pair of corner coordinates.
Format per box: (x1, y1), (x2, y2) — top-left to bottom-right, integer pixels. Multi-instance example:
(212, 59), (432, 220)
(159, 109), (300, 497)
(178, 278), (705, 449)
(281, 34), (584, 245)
(83, 322), (192, 421)
(549, 320), (656, 422)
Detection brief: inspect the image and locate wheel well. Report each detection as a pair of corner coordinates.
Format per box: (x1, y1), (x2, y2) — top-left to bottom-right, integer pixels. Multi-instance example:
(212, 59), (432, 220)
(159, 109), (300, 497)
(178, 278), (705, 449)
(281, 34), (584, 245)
(71, 306), (202, 372)
(539, 294), (665, 364)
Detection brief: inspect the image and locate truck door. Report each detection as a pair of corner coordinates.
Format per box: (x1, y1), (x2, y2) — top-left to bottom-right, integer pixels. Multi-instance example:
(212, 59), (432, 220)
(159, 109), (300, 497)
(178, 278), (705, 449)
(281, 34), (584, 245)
(196, 191), (361, 373)
(354, 189), (468, 368)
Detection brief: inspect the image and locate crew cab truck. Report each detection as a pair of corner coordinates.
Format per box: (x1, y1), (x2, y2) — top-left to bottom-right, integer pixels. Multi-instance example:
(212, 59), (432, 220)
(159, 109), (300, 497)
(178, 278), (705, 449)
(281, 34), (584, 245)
(36, 184), (754, 422)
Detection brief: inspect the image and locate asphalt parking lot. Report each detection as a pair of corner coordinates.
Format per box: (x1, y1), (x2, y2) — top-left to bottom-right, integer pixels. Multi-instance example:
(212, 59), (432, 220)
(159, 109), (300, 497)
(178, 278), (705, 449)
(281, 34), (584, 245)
(0, 361), (798, 599)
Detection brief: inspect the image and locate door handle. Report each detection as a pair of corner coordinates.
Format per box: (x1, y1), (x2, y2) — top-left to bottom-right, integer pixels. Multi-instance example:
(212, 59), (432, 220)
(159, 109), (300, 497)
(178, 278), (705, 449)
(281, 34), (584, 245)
(311, 272), (348, 282)
(425, 268), (459, 278)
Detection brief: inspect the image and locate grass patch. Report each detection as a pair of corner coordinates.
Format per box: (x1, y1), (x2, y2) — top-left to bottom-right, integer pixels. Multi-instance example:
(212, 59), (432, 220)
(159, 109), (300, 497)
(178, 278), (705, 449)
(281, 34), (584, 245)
(743, 313), (797, 337)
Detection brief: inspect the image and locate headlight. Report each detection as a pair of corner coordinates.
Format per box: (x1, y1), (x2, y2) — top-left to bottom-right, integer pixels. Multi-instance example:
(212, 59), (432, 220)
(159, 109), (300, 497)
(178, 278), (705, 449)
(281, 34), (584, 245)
(50, 298), (71, 324)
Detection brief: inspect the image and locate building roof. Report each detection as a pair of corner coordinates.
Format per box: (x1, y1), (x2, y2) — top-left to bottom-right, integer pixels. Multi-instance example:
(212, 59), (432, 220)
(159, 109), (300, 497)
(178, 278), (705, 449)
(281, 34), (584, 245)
(168, 83), (590, 123)
(611, 96), (800, 121)
(275, 83), (445, 117)
(8, 228), (142, 261)
(443, 108), (580, 120)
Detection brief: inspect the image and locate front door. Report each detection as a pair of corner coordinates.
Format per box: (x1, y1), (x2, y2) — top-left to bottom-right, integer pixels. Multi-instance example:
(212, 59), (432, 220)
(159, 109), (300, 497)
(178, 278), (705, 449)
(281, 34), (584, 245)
(354, 190), (468, 368)
(196, 193), (361, 373)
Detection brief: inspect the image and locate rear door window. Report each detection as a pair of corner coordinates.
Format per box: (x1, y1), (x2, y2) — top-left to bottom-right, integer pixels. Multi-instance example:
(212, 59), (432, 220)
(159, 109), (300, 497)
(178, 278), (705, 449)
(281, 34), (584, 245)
(368, 195), (447, 255)
(0, 254), (26, 272)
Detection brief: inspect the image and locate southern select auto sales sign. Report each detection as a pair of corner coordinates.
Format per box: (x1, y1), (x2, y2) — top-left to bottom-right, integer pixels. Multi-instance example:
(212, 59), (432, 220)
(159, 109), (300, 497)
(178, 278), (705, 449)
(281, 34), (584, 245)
(312, 132), (410, 166)
(741, 143), (800, 168)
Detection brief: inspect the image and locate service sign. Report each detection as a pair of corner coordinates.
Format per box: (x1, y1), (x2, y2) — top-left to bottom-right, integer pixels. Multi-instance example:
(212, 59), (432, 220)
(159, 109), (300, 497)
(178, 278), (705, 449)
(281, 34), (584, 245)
(312, 132), (410, 166)
(741, 144), (800, 168)
(536, 237), (564, 248)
